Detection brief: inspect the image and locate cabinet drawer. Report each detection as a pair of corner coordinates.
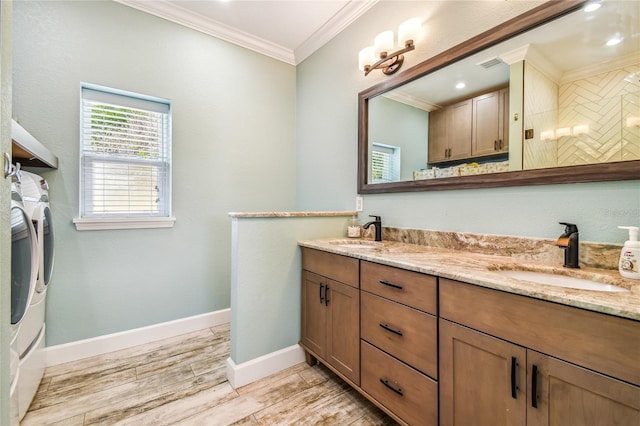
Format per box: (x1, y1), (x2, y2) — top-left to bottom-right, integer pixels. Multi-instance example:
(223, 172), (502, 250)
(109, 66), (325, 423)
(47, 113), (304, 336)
(440, 278), (640, 386)
(302, 248), (359, 288)
(361, 261), (437, 314)
(361, 341), (437, 426)
(361, 292), (437, 378)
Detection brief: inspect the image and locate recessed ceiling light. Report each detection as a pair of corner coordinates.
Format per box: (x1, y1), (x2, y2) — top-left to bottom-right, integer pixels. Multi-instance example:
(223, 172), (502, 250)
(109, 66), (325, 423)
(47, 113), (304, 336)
(606, 34), (623, 46)
(584, 2), (601, 13)
(455, 82), (466, 89)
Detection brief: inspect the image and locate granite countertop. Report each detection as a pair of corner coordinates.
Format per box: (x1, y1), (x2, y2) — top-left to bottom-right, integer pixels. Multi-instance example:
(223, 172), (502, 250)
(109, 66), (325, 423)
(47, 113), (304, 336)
(298, 238), (640, 322)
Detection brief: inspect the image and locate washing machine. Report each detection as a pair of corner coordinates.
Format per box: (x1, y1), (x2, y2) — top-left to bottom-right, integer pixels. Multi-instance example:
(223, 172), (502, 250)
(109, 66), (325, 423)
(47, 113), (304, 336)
(10, 172), (38, 340)
(17, 171), (53, 355)
(9, 169), (38, 424)
(16, 170), (53, 420)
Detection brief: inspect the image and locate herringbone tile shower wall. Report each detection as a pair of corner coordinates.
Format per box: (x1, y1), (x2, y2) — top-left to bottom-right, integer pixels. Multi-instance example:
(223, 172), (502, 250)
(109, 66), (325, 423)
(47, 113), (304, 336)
(558, 65), (640, 166)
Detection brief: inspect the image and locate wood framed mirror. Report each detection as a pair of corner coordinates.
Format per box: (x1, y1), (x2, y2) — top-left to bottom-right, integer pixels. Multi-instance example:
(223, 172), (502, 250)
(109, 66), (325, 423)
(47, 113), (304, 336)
(358, 0), (640, 194)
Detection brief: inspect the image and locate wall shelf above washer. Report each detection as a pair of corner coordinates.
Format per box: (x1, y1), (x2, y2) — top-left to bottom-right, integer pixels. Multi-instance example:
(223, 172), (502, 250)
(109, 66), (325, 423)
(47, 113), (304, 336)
(12, 119), (58, 169)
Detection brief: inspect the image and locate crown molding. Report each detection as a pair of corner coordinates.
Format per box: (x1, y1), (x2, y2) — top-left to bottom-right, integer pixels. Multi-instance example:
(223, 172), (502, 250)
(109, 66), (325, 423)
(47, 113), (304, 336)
(114, 0), (378, 66)
(114, 0), (295, 64)
(294, 0), (379, 64)
(383, 90), (439, 112)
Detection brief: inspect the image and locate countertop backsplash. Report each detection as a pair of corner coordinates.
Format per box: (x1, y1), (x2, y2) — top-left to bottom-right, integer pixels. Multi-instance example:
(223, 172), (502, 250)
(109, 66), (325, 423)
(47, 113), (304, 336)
(372, 226), (622, 270)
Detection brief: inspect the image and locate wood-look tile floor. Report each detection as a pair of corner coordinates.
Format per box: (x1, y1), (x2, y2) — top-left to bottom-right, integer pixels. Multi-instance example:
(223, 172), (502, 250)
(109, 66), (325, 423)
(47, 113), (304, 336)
(22, 324), (396, 425)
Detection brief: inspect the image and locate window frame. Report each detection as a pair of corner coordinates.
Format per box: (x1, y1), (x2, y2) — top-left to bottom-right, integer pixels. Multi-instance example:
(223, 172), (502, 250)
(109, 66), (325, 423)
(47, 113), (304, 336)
(74, 83), (175, 231)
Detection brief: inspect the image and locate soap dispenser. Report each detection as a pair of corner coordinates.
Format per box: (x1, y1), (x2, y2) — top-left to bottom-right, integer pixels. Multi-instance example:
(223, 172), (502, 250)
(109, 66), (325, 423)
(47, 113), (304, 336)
(618, 226), (640, 280)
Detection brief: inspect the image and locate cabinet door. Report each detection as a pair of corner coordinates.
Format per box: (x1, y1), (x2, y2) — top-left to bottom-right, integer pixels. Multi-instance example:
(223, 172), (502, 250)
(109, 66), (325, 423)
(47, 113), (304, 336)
(527, 350), (640, 426)
(500, 87), (509, 151)
(473, 91), (502, 156)
(326, 279), (360, 384)
(446, 99), (472, 160)
(301, 271), (326, 358)
(428, 108), (448, 163)
(440, 319), (526, 426)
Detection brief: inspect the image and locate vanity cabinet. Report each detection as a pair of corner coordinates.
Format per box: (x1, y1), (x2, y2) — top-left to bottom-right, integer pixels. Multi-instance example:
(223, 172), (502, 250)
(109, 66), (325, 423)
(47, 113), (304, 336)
(300, 246), (639, 425)
(428, 88), (509, 164)
(300, 248), (360, 385)
(440, 278), (640, 425)
(360, 261), (439, 426)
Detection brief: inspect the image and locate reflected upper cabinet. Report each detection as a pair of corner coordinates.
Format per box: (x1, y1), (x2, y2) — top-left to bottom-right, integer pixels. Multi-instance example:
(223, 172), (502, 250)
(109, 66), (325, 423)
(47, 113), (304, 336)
(358, 0), (640, 193)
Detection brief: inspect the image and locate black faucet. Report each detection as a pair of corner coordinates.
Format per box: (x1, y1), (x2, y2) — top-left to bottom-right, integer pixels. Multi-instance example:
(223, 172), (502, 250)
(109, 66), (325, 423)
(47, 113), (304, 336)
(556, 222), (579, 268)
(363, 215), (382, 242)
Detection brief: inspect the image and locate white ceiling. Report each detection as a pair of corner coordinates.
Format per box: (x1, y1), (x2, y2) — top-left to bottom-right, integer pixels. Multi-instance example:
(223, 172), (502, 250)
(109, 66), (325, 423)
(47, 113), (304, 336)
(114, 0), (378, 65)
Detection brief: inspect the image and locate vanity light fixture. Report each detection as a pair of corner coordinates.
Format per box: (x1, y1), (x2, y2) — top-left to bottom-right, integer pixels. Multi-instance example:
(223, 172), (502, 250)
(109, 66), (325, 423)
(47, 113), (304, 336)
(359, 18), (421, 76)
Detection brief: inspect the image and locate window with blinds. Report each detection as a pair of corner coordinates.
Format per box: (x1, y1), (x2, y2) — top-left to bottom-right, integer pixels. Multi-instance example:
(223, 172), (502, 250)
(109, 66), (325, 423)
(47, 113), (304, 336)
(80, 84), (171, 219)
(371, 143), (401, 183)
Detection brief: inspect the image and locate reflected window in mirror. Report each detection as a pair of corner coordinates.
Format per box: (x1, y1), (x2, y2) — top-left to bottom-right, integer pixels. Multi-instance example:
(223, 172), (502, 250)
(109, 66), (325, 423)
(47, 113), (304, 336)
(371, 143), (401, 183)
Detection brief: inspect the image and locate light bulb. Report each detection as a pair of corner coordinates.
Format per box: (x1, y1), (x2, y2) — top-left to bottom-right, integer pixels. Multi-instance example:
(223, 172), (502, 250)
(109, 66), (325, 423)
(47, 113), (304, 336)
(374, 31), (394, 57)
(398, 18), (421, 46)
(358, 47), (375, 71)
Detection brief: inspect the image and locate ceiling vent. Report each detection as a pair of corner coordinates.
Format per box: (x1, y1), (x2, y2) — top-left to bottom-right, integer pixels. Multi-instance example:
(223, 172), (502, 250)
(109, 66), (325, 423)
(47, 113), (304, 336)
(477, 57), (503, 68)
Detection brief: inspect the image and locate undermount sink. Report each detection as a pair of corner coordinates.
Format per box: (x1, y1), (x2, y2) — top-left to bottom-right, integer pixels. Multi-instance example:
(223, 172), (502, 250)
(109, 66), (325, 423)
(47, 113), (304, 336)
(329, 239), (383, 249)
(494, 270), (629, 293)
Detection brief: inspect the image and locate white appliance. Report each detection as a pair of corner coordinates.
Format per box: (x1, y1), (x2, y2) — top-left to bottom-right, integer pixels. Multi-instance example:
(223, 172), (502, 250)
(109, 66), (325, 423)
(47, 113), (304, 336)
(10, 171), (38, 424)
(9, 173), (38, 339)
(16, 171), (53, 420)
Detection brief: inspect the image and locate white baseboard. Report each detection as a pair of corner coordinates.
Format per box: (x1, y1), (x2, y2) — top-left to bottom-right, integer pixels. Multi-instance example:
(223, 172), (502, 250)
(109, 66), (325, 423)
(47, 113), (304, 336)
(43, 308), (230, 367)
(226, 344), (305, 389)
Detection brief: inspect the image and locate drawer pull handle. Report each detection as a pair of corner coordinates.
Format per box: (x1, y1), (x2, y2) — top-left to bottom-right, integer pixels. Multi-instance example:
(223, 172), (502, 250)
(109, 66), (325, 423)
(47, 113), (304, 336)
(531, 364), (539, 408)
(511, 357), (518, 399)
(379, 323), (403, 336)
(380, 378), (403, 396)
(379, 279), (403, 290)
(319, 284), (325, 304)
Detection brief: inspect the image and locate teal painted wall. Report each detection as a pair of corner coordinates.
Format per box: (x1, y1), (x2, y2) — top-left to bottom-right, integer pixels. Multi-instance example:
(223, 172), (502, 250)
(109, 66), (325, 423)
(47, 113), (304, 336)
(230, 215), (351, 364)
(12, 1), (296, 345)
(296, 1), (640, 244)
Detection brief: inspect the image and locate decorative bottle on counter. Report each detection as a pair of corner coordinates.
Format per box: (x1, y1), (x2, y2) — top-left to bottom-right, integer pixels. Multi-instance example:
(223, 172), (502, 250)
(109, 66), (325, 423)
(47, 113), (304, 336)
(618, 226), (640, 280)
(347, 216), (362, 238)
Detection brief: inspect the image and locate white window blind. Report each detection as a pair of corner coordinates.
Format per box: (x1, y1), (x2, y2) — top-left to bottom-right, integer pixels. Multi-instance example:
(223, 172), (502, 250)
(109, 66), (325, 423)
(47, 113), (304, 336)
(80, 85), (171, 219)
(371, 143), (401, 183)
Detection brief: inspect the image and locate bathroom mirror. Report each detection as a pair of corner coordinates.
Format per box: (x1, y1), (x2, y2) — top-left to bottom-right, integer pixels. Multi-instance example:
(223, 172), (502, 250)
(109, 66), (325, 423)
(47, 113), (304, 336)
(358, 0), (640, 193)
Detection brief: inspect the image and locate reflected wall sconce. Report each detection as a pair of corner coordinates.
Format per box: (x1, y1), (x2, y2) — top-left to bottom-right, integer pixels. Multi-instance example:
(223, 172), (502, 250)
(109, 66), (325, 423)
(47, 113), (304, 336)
(359, 18), (421, 76)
